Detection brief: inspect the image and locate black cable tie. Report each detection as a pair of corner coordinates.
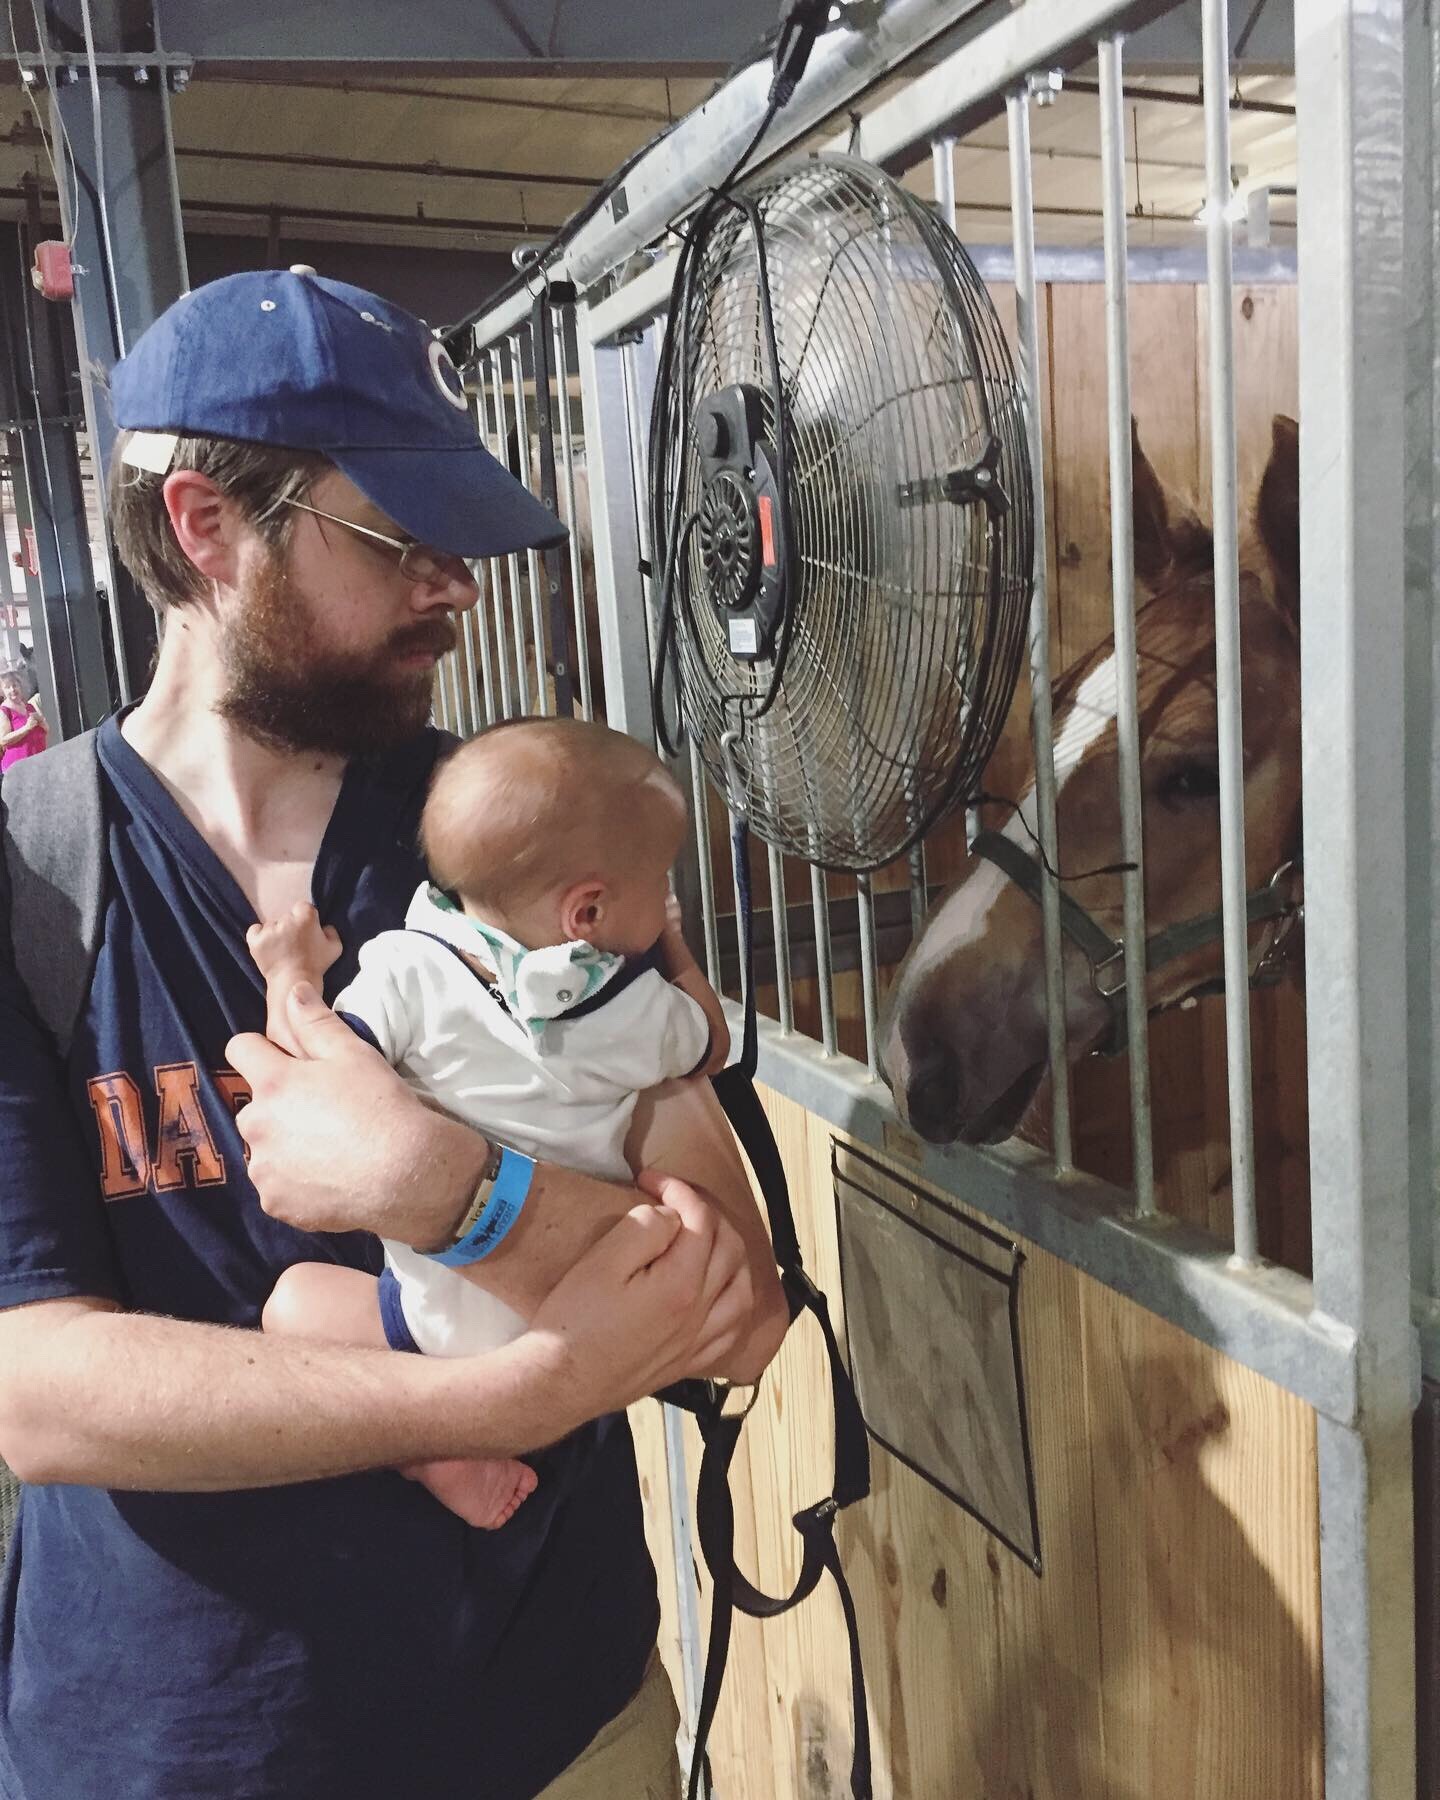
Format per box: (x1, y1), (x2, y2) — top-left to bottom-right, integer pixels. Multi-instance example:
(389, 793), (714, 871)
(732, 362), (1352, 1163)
(637, 557), (653, 578)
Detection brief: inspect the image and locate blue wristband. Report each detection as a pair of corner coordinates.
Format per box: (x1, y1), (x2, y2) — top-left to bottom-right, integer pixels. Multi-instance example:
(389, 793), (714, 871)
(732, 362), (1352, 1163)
(426, 1147), (536, 1268)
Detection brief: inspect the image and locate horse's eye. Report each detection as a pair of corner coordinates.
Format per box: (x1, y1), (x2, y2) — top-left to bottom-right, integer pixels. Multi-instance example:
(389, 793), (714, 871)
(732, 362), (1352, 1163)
(1160, 762), (1222, 805)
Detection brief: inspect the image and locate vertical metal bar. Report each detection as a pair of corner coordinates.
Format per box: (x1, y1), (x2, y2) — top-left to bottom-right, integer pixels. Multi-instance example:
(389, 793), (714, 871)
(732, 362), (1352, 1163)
(768, 842), (793, 1035)
(730, 828), (750, 1025)
(856, 873), (881, 1079)
(811, 863), (837, 1056)
(659, 1404), (704, 1758)
(1098, 38), (1157, 1217)
(575, 315), (659, 740)
(553, 311), (596, 721)
(691, 758), (721, 988)
(1201, 0), (1261, 1267)
(1299, 2), (1416, 1794)
(467, 588), (496, 726)
(907, 844), (929, 941)
(475, 353), (515, 719)
(1410, 0), (1440, 1341)
(491, 346), (532, 714)
(931, 134), (957, 230)
(1007, 86), (1074, 1174)
(509, 331), (551, 715)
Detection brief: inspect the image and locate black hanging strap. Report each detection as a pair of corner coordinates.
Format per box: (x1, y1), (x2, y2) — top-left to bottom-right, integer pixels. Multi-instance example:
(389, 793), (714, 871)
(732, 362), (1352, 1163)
(668, 810), (872, 1800)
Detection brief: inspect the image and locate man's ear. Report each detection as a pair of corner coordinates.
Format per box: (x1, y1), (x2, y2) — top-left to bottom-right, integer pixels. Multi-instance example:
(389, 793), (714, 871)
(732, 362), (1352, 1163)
(162, 469), (244, 588)
(560, 879), (607, 942)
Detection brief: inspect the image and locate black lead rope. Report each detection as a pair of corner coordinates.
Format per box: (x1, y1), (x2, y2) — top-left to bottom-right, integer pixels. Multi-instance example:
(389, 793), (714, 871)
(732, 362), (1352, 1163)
(668, 809), (872, 1800)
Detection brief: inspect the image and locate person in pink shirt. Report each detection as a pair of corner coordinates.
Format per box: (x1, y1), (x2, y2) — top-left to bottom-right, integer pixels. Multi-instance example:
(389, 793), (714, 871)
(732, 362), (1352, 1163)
(0, 667), (46, 771)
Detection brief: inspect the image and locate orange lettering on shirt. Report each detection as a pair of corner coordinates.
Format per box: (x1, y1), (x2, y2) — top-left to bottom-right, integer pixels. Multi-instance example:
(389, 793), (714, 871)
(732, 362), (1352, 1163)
(152, 1062), (225, 1192)
(85, 1072), (151, 1200)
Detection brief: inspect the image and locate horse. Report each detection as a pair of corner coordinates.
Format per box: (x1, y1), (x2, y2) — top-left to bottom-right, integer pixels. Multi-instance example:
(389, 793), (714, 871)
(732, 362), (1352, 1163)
(879, 415), (1303, 1150)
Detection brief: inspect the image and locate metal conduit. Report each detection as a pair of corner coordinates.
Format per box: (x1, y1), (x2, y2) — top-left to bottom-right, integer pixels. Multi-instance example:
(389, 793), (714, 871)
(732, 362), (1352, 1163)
(509, 332), (551, 717)
(1099, 36), (1158, 1217)
(856, 873), (881, 1080)
(552, 312), (595, 721)
(1201, 0), (1261, 1269)
(1007, 86), (1074, 1175)
(768, 841), (794, 1037)
(491, 345), (533, 715)
(812, 859), (837, 1056)
(475, 351), (514, 716)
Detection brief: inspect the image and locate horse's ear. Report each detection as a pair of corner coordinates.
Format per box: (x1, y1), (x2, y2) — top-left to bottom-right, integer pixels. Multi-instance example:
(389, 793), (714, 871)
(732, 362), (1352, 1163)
(1131, 418), (1173, 583)
(1256, 413), (1300, 615)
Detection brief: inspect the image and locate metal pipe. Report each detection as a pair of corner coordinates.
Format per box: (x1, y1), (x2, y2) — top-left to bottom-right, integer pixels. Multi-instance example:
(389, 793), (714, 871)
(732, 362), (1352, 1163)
(692, 757), (721, 989)
(491, 345), (532, 714)
(931, 134), (957, 229)
(552, 311), (595, 720)
(768, 841), (793, 1036)
(1007, 86), (1074, 1176)
(856, 874), (881, 1079)
(811, 861), (837, 1057)
(907, 843), (928, 942)
(1298, 1), (1416, 1790)
(1098, 37), (1157, 1218)
(475, 356), (515, 718)
(1200, 0), (1261, 1268)
(509, 332), (550, 717)
(461, 604), (487, 731)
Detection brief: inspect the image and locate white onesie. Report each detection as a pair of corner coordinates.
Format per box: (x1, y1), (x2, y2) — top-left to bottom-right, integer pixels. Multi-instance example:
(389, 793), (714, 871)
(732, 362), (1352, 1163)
(334, 882), (711, 1357)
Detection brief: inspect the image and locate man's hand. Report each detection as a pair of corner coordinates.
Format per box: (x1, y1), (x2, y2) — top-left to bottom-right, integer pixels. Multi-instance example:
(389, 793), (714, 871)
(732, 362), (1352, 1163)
(523, 1172), (755, 1424)
(227, 981), (487, 1247)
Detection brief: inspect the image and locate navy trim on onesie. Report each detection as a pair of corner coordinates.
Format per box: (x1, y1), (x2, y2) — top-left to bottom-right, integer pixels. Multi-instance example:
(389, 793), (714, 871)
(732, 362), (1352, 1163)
(377, 1267), (422, 1353)
(337, 1008), (383, 1053)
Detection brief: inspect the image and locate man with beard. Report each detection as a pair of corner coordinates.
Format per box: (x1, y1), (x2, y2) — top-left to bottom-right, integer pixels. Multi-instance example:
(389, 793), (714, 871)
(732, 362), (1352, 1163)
(0, 270), (787, 1800)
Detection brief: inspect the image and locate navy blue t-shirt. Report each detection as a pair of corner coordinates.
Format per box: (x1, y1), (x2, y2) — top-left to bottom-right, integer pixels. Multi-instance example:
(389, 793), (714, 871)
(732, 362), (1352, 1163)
(0, 716), (659, 1799)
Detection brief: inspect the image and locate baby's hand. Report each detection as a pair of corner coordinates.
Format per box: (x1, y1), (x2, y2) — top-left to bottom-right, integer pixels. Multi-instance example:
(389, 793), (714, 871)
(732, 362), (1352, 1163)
(247, 902), (342, 988)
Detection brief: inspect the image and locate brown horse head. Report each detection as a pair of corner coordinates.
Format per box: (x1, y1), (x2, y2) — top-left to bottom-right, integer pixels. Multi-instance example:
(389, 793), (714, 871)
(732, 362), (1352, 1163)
(880, 416), (1301, 1146)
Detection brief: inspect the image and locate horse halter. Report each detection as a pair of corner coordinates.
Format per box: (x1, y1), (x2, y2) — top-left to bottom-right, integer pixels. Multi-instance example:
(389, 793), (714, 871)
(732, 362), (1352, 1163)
(970, 829), (1305, 1059)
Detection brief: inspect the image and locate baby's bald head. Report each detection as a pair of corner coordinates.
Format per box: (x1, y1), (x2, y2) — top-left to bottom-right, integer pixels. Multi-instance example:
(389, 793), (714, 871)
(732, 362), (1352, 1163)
(422, 718), (687, 944)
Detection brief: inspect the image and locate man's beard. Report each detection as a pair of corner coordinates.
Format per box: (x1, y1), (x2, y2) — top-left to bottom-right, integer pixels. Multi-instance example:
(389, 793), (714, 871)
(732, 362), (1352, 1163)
(216, 553), (457, 756)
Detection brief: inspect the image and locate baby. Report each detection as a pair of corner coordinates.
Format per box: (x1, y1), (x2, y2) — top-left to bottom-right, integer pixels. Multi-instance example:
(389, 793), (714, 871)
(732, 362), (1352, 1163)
(250, 717), (729, 1529)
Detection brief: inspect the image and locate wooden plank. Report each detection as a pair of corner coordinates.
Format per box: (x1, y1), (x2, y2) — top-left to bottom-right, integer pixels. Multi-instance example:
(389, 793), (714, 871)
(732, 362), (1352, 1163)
(690, 1088), (1323, 1796)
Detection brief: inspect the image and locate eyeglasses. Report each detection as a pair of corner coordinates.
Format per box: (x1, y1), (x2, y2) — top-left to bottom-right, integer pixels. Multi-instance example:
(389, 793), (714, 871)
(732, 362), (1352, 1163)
(283, 498), (478, 595)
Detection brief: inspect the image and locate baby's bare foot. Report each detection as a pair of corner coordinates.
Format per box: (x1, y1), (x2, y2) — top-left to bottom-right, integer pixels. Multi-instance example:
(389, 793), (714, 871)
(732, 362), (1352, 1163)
(405, 1457), (538, 1530)
(247, 901), (342, 985)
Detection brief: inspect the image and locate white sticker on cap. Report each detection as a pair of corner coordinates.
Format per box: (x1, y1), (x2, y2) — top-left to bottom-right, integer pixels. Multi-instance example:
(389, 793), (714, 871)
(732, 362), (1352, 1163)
(120, 431), (179, 475)
(428, 338), (469, 412)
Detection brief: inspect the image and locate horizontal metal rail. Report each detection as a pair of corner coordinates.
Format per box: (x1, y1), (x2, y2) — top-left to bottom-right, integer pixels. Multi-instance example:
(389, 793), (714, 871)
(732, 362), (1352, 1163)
(745, 1008), (1358, 1426)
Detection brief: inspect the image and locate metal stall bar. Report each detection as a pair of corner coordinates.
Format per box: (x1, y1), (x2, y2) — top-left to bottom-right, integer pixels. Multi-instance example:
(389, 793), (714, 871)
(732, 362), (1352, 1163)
(1200, 0), (1261, 1268)
(490, 346), (532, 715)
(1007, 84), (1074, 1177)
(1407, 0), (1440, 1382)
(509, 332), (551, 716)
(467, 591), (496, 727)
(1296, 1), (1417, 1794)
(856, 874), (881, 1079)
(768, 841), (794, 1035)
(552, 310), (595, 720)
(1098, 36), (1157, 1218)
(569, 304), (710, 1754)
(473, 352), (514, 721)
(811, 862), (837, 1056)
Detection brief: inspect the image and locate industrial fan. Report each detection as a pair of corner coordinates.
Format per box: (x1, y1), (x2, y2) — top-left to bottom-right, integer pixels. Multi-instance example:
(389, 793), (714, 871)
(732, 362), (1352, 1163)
(650, 152), (1034, 872)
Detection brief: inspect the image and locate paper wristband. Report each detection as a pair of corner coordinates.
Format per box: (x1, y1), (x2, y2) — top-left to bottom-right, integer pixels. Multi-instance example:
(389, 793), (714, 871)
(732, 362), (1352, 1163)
(425, 1147), (536, 1268)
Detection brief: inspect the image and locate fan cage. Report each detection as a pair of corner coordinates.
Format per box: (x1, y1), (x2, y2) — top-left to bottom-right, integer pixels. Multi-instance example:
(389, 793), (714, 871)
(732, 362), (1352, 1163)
(651, 153), (1033, 875)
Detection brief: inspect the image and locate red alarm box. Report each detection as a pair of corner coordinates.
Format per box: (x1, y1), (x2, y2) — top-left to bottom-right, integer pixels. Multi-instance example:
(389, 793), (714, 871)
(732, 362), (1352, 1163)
(31, 241), (75, 301)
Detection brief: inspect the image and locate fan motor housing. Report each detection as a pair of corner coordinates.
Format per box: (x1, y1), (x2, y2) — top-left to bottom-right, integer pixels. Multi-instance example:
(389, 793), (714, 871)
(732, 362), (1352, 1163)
(695, 384), (787, 662)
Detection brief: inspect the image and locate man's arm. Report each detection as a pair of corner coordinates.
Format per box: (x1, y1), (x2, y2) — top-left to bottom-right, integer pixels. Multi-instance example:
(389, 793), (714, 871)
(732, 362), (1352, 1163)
(0, 1182), (751, 1491)
(627, 1074), (789, 1383)
(230, 983), (787, 1379)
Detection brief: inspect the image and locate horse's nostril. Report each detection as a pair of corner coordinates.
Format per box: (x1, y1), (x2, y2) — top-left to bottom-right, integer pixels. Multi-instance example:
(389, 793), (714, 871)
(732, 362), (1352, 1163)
(908, 1060), (956, 1131)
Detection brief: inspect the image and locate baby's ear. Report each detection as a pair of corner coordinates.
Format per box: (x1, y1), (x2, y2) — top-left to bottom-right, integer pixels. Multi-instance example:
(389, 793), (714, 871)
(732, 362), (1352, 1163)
(559, 879), (607, 942)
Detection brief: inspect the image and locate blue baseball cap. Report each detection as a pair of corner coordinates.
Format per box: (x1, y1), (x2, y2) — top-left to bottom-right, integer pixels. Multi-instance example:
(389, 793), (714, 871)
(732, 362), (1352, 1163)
(109, 267), (567, 559)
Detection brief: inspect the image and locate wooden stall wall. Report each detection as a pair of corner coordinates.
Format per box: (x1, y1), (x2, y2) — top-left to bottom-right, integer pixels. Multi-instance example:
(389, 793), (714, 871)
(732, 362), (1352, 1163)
(630, 1082), (1323, 1799)
(715, 278), (1308, 1271)
(645, 280), (1319, 1796)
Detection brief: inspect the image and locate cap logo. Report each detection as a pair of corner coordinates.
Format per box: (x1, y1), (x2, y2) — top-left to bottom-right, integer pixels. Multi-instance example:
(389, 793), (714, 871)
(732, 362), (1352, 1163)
(428, 340), (469, 413)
